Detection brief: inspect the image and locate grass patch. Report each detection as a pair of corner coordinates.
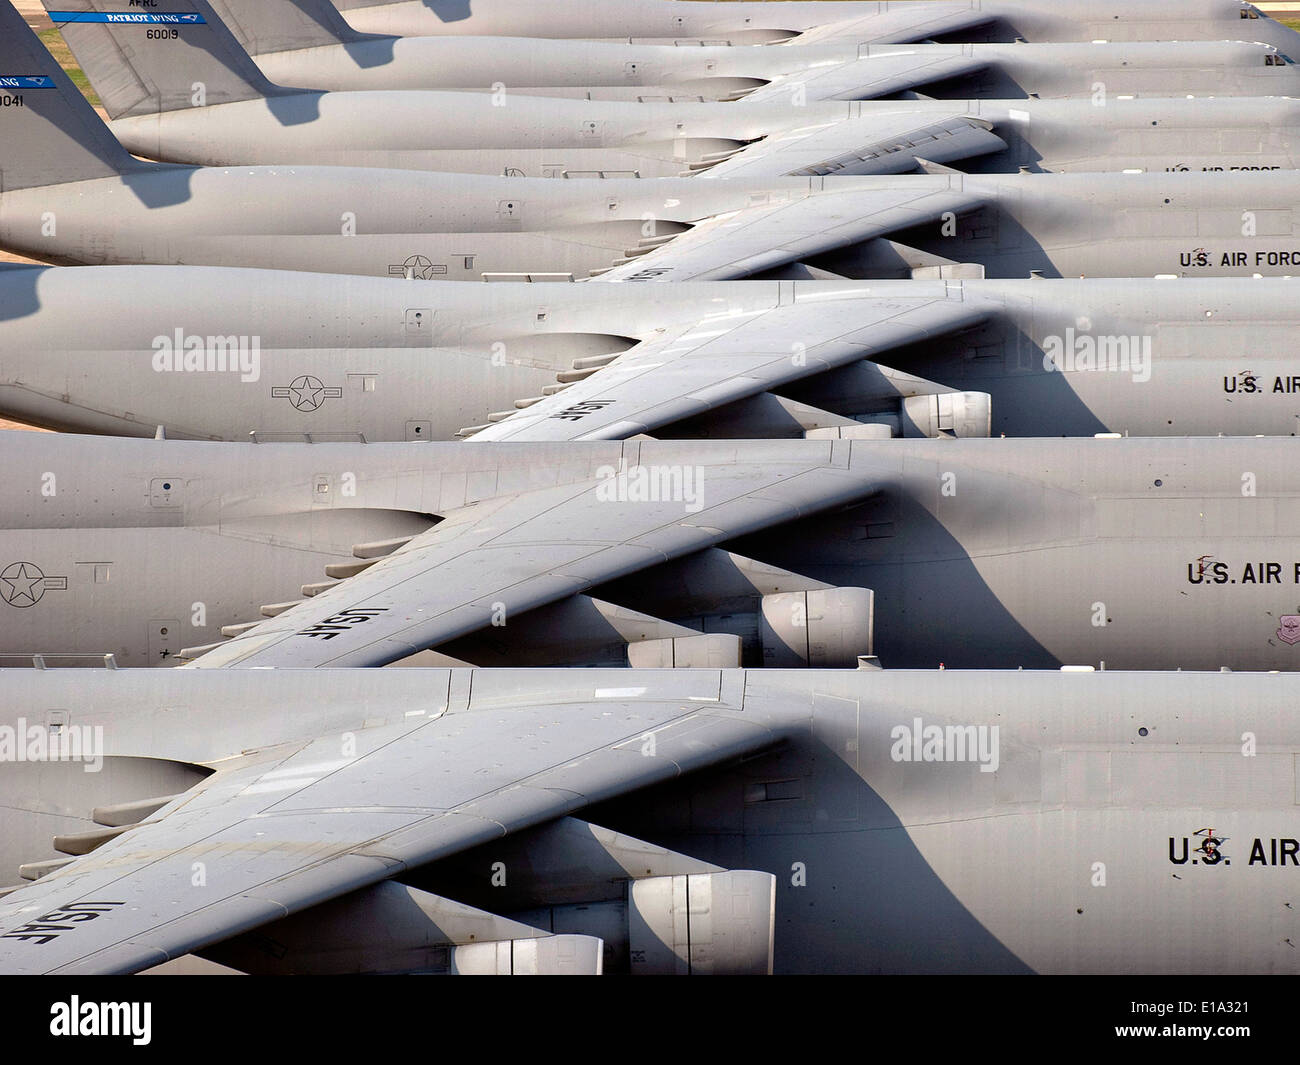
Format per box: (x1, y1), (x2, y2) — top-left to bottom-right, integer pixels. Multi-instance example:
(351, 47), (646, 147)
(38, 28), (100, 109)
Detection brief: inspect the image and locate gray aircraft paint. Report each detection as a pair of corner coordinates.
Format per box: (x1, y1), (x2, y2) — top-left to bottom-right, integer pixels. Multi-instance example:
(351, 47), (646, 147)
(31, 2), (1300, 173)
(3, 269), (1300, 441)
(217, 0), (1300, 93)
(0, 666), (1295, 973)
(5, 10), (1298, 192)
(0, 266), (576, 440)
(101, 91), (1300, 177)
(330, 0), (1300, 51)
(248, 38), (1300, 104)
(189, 0), (1300, 103)
(4, 432), (1300, 672)
(16, 8), (1300, 284)
(1, 0), (1295, 980)
(5, 166), (1300, 282)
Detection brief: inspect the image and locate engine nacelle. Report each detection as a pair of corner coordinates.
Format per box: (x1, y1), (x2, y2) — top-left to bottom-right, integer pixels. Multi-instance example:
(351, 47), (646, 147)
(759, 587), (874, 667)
(629, 871), (776, 975)
(900, 391), (992, 438)
(627, 633), (743, 668)
(806, 391), (991, 439)
(452, 934), (604, 975)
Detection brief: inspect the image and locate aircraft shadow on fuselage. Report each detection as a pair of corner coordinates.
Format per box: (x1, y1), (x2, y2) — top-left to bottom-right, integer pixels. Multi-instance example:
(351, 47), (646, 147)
(932, 25), (1012, 47)
(263, 89), (326, 127)
(724, 491), (1060, 670)
(891, 68), (1028, 102)
(986, 328), (1117, 437)
(280, 0), (399, 67)
(340, 38), (398, 68)
(767, 318), (1111, 438)
(419, 0), (473, 23)
(0, 266), (44, 323)
(25, 82), (199, 208)
(584, 732), (1037, 974)
(118, 165), (200, 210)
(965, 132), (1046, 175)
(808, 207), (1061, 279)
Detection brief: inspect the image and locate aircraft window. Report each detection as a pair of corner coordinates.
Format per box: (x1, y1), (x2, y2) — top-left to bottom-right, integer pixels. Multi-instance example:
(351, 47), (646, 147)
(1242, 7), (1260, 17)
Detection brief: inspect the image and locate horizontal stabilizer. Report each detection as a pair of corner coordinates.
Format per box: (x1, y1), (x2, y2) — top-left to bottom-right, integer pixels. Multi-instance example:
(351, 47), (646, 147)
(207, 0), (388, 56)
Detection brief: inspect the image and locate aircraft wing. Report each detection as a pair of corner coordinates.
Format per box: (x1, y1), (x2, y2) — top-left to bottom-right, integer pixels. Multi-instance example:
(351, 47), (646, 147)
(469, 295), (990, 440)
(738, 52), (989, 105)
(595, 186), (985, 282)
(0, 680), (780, 973)
(793, 7), (997, 47)
(698, 112), (1007, 179)
(181, 447), (878, 668)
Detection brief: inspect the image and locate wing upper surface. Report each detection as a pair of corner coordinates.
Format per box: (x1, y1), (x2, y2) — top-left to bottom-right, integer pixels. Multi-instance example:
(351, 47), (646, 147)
(596, 186), (984, 282)
(701, 112), (1006, 179)
(0, 682), (781, 973)
(471, 295), (990, 441)
(793, 8), (996, 47)
(184, 449), (879, 668)
(739, 52), (989, 105)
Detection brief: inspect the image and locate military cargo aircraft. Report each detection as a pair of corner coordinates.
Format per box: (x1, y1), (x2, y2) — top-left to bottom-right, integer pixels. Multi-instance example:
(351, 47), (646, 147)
(0, 666), (1295, 973)
(32, 2), (1300, 173)
(330, 0), (1300, 51)
(5, 431), (1300, 674)
(4, 267), (1298, 443)
(218, 0), (1300, 92)
(12, 93), (1300, 282)
(0, 0), (1296, 983)
(14, 10), (1300, 279)
(164, 0), (1300, 102)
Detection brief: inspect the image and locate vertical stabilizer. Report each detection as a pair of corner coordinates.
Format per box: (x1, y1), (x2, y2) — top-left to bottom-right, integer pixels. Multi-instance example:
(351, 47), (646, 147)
(0, 2), (148, 190)
(43, 0), (301, 119)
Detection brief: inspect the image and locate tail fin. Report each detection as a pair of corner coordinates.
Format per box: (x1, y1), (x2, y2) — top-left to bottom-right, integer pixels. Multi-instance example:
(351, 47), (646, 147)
(0, 2), (147, 190)
(42, 0), (300, 119)
(207, 0), (389, 56)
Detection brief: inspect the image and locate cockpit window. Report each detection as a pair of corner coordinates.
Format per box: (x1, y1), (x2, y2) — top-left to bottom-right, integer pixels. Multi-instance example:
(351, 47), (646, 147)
(1264, 53), (1289, 66)
(1241, 6), (1260, 18)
